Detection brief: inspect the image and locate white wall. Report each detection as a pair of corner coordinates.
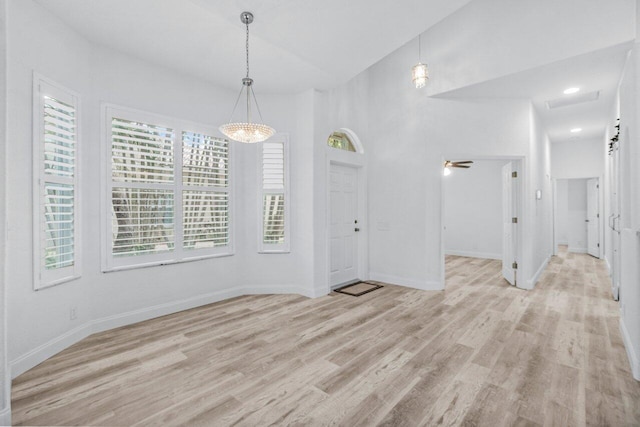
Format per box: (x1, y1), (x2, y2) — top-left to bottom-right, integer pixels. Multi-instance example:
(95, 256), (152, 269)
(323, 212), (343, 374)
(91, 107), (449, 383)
(551, 138), (604, 179)
(527, 106), (554, 287)
(555, 180), (569, 245)
(5, 0), (311, 381)
(616, 30), (640, 379)
(323, 42), (538, 290)
(443, 159), (508, 259)
(0, 0), (9, 423)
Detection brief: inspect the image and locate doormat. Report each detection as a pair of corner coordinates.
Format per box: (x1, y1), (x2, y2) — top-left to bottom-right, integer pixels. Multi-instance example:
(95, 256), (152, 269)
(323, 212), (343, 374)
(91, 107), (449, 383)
(334, 281), (383, 297)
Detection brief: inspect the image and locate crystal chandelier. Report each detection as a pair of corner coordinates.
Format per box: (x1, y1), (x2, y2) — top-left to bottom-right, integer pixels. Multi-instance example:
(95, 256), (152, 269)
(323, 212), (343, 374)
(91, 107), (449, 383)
(219, 12), (275, 143)
(412, 34), (429, 89)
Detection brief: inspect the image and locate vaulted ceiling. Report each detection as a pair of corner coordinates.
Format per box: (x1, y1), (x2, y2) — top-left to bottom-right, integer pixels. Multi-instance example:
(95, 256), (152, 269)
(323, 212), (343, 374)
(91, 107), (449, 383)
(34, 0), (636, 144)
(34, 0), (473, 93)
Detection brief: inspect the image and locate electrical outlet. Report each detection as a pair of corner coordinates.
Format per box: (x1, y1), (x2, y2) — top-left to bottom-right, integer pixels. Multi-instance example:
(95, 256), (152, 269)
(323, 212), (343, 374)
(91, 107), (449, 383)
(70, 306), (77, 321)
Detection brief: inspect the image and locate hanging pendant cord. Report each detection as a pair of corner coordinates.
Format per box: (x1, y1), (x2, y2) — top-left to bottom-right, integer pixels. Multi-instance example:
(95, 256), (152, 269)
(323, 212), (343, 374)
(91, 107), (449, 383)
(418, 34), (421, 62)
(246, 20), (250, 78)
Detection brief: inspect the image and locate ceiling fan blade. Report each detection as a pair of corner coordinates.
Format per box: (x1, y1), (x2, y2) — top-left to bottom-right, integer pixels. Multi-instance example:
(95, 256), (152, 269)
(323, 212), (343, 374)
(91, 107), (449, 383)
(452, 165), (471, 168)
(453, 160), (474, 164)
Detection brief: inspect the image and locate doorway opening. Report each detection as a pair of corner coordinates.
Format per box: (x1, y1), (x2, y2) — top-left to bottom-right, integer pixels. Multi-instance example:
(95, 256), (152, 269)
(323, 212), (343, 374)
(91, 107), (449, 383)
(442, 158), (524, 289)
(552, 177), (601, 258)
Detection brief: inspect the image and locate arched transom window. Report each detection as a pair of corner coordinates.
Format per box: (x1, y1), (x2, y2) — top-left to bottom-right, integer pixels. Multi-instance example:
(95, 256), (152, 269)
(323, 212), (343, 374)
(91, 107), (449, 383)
(327, 131), (356, 152)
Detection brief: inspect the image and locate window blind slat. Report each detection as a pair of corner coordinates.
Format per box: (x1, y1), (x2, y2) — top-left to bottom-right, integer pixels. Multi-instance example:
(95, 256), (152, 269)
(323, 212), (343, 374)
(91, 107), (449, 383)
(43, 182), (75, 270)
(183, 190), (229, 249)
(111, 118), (174, 184)
(111, 187), (175, 257)
(182, 131), (229, 188)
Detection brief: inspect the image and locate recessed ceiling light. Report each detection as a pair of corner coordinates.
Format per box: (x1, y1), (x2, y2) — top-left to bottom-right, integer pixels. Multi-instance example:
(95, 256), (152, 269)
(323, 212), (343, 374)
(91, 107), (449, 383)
(564, 87), (580, 94)
(570, 128), (582, 133)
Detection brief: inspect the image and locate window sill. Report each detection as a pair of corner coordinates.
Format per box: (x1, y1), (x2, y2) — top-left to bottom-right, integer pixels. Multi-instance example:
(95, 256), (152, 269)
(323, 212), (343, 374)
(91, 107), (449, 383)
(35, 274), (82, 291)
(102, 251), (235, 273)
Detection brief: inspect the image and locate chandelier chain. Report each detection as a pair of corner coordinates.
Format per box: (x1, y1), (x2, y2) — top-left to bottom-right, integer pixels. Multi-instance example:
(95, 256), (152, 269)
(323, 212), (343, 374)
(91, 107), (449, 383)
(245, 20), (250, 78)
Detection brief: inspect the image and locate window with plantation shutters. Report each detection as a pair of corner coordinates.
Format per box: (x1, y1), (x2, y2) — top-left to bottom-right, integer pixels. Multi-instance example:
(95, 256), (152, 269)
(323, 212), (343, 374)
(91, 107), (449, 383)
(258, 135), (289, 253)
(33, 76), (81, 289)
(104, 106), (233, 271)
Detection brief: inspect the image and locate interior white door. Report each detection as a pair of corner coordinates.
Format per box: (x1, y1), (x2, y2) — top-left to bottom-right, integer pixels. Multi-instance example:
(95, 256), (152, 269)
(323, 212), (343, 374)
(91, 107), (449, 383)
(502, 162), (517, 286)
(586, 178), (600, 258)
(610, 143), (621, 299)
(330, 164), (359, 287)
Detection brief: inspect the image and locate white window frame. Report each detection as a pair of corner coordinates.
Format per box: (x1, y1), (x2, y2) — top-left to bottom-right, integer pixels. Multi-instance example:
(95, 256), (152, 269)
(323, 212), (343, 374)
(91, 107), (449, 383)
(101, 104), (234, 272)
(257, 133), (290, 253)
(33, 74), (82, 289)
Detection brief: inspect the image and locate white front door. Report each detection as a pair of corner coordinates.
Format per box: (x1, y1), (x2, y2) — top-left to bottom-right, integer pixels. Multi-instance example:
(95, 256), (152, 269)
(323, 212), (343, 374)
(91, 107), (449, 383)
(330, 164), (359, 287)
(502, 162), (517, 286)
(586, 178), (600, 258)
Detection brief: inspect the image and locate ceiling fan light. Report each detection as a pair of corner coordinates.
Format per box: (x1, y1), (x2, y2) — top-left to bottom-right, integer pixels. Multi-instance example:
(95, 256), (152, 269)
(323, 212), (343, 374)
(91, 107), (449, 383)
(443, 167), (451, 176)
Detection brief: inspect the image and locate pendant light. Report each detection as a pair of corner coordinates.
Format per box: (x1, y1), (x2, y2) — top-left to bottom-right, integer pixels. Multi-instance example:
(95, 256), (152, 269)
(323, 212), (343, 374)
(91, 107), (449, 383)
(411, 34), (429, 89)
(219, 11), (275, 143)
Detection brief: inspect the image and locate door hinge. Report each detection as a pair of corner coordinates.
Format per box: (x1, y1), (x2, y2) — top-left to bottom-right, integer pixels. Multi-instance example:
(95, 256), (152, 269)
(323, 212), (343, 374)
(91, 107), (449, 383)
(597, 243), (600, 247)
(512, 262), (518, 269)
(597, 213), (600, 218)
(512, 171), (518, 178)
(512, 217), (518, 224)
(597, 184), (600, 189)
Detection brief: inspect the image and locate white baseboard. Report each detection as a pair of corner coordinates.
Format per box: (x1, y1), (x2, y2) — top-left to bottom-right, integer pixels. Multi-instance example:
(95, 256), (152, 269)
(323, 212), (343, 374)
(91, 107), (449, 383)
(568, 247), (587, 253)
(369, 272), (443, 291)
(11, 287), (243, 379)
(0, 405), (10, 427)
(527, 255), (550, 290)
(239, 285), (315, 299)
(605, 256), (611, 275)
(91, 287), (243, 335)
(620, 317), (640, 380)
(444, 250), (501, 260)
(10, 322), (92, 379)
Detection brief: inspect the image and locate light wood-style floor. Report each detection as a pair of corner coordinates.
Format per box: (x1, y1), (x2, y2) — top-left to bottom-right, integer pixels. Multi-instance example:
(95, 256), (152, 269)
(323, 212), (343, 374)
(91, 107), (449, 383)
(12, 249), (640, 426)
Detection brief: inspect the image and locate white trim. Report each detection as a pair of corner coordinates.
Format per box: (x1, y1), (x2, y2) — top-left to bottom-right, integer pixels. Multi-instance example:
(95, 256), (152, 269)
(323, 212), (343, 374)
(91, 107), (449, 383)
(444, 250), (502, 260)
(11, 287), (243, 379)
(605, 256), (612, 274)
(101, 104), (234, 271)
(258, 133), (290, 253)
(620, 317), (640, 380)
(567, 247), (588, 253)
(557, 240), (569, 245)
(239, 285), (315, 299)
(0, 406), (10, 427)
(11, 322), (91, 379)
(90, 288), (241, 335)
(337, 128), (364, 154)
(526, 255), (550, 290)
(9, 284), (326, 379)
(369, 272), (443, 291)
(33, 73), (82, 290)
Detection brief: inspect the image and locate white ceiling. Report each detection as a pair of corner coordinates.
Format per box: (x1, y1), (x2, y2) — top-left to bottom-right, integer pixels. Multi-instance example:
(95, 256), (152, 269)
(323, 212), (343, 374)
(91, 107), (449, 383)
(35, 0), (473, 94)
(435, 42), (633, 144)
(34, 0), (631, 145)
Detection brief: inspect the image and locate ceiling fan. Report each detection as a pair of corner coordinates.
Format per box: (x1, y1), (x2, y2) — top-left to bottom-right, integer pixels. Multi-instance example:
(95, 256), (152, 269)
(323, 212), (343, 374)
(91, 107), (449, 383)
(443, 160), (473, 176)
